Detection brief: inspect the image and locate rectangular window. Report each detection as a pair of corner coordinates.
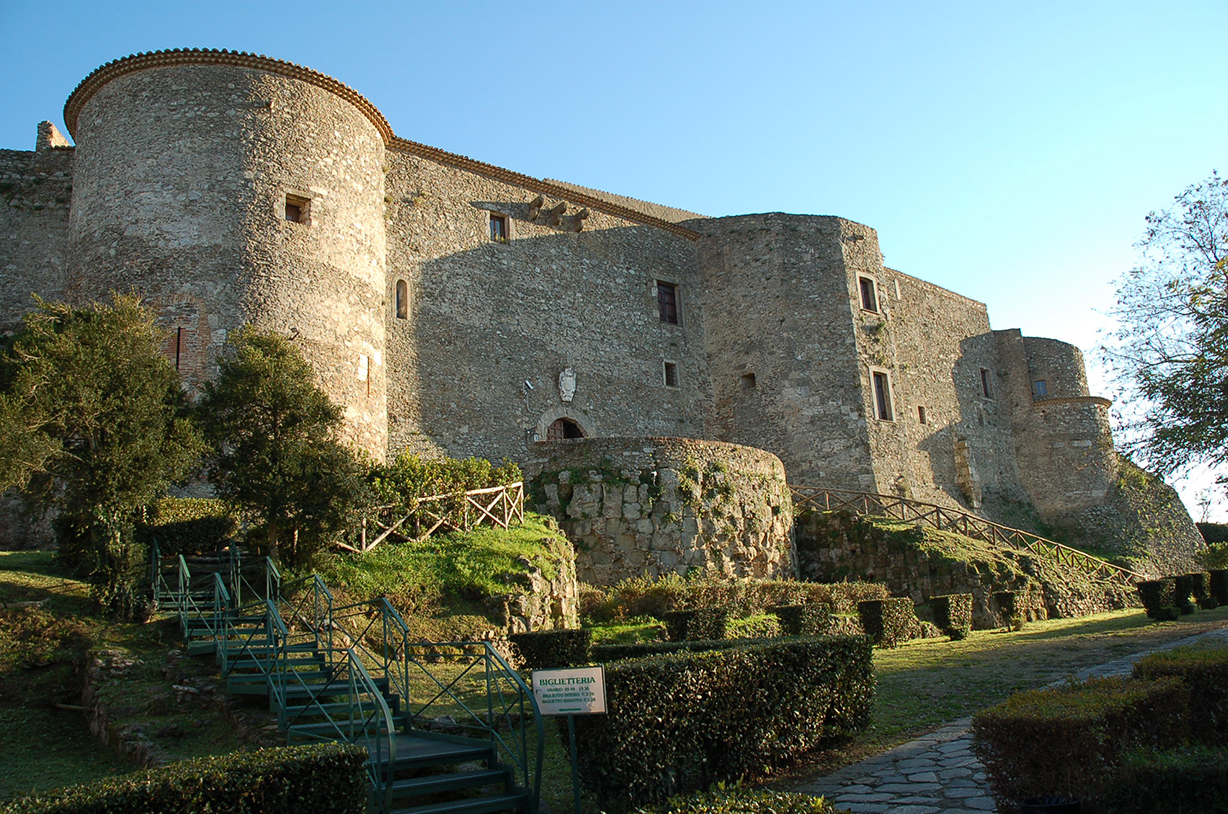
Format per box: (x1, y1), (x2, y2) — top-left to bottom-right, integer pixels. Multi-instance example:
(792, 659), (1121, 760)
(489, 213), (508, 242)
(663, 361), (679, 388)
(657, 281), (679, 324)
(918, 405), (928, 425)
(1033, 380), (1048, 398)
(859, 276), (878, 312)
(872, 370), (893, 421)
(285, 194), (310, 224)
(980, 368), (993, 399)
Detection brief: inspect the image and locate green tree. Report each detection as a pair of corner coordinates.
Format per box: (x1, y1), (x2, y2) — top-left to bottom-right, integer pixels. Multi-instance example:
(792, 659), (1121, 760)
(1106, 171), (1228, 481)
(0, 297), (202, 616)
(197, 330), (371, 568)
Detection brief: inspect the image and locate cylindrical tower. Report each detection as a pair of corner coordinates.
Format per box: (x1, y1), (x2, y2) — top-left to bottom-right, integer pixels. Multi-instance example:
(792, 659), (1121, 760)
(63, 49), (388, 456)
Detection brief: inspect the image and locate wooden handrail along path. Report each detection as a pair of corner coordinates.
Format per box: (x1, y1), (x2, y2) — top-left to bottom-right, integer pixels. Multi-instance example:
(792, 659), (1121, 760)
(341, 482), (526, 554)
(790, 486), (1143, 589)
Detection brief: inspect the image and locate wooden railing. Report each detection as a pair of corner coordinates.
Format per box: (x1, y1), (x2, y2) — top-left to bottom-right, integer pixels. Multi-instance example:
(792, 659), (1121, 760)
(340, 482), (525, 554)
(790, 486), (1144, 589)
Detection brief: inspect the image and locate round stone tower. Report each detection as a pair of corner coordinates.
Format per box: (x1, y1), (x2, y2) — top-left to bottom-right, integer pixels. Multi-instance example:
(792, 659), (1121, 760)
(62, 49), (388, 456)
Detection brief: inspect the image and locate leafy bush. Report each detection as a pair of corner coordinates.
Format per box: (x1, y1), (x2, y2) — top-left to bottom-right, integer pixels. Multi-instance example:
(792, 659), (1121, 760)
(1210, 570), (1228, 606)
(1137, 578), (1179, 619)
(510, 629), (592, 671)
(371, 452), (521, 512)
(1203, 542), (1228, 570)
(1197, 522), (1228, 545)
(857, 597), (917, 648)
(663, 608), (729, 641)
(930, 593), (973, 640)
(572, 636), (874, 810)
(580, 573), (887, 623)
(2, 743), (367, 814)
(1133, 644), (1228, 745)
(971, 676), (1190, 814)
(726, 613), (781, 639)
(136, 497), (238, 556)
(1104, 745), (1228, 814)
(770, 603), (832, 636)
(638, 782), (847, 814)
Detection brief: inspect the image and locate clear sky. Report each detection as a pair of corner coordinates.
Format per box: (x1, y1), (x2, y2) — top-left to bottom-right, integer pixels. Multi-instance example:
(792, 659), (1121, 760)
(2, 0), (1225, 517)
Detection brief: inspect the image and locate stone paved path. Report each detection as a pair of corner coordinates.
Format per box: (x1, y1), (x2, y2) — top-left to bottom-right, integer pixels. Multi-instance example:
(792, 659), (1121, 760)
(790, 625), (1228, 814)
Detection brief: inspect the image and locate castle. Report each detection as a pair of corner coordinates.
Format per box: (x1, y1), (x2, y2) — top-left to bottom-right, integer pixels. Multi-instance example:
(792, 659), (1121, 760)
(0, 49), (1204, 575)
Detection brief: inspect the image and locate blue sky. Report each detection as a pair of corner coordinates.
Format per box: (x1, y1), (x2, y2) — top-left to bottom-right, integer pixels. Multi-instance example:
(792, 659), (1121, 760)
(2, 1), (1225, 516)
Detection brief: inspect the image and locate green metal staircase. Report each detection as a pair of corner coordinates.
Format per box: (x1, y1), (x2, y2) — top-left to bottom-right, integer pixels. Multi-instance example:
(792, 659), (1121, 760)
(153, 545), (543, 814)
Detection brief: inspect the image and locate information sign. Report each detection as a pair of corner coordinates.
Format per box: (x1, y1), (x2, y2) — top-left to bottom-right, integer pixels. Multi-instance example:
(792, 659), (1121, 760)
(531, 666), (607, 716)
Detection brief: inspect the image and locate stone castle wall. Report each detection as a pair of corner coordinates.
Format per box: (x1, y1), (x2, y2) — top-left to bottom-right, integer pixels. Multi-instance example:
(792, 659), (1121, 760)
(526, 437), (795, 585)
(383, 149), (708, 464)
(0, 143), (73, 330)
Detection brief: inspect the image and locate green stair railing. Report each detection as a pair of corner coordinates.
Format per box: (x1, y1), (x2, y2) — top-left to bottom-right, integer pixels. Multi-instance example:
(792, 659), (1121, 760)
(404, 640), (543, 812)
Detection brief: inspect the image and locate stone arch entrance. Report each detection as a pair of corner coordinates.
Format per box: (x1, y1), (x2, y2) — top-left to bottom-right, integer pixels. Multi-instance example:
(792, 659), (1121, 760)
(546, 417), (585, 440)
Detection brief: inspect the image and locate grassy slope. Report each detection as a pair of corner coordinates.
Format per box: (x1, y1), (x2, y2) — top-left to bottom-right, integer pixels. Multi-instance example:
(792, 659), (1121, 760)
(0, 551), (246, 802)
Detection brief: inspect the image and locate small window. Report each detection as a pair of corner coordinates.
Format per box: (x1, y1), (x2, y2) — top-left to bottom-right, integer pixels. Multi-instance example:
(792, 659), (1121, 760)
(357, 354), (369, 382)
(657, 281), (679, 324)
(489, 213), (508, 242)
(395, 280), (408, 320)
(741, 372), (757, 390)
(663, 361), (679, 388)
(872, 370), (893, 421)
(1033, 380), (1048, 398)
(980, 368), (993, 399)
(918, 405), (928, 425)
(285, 194), (310, 224)
(859, 276), (878, 312)
(546, 418), (585, 440)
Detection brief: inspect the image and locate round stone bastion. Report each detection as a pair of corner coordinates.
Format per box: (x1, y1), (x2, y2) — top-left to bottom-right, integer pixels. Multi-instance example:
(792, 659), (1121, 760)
(526, 437), (796, 586)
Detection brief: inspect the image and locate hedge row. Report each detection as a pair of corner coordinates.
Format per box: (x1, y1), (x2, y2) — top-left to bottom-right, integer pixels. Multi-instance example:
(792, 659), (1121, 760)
(2, 743), (367, 814)
(593, 637), (760, 663)
(509, 628), (593, 671)
(971, 676), (1189, 813)
(1133, 645), (1228, 745)
(135, 497), (238, 557)
(770, 603), (832, 636)
(1137, 578), (1179, 620)
(1212, 570), (1228, 606)
(930, 594), (972, 641)
(1104, 745), (1228, 814)
(1138, 573), (1220, 620)
(572, 636), (875, 810)
(639, 783), (847, 814)
(857, 597), (917, 648)
(663, 608), (729, 641)
(581, 574), (888, 623)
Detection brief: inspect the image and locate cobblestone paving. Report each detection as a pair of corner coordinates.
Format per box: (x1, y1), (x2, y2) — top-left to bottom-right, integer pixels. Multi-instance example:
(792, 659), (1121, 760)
(792, 625), (1228, 813)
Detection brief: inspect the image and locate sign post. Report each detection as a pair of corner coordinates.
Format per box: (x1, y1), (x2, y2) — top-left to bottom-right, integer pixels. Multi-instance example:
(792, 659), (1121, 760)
(531, 666), (607, 814)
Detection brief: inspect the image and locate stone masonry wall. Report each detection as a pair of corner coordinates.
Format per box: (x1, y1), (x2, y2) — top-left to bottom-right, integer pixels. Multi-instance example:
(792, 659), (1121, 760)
(65, 61), (388, 455)
(526, 437), (795, 586)
(0, 139), (74, 330)
(693, 214), (874, 489)
(384, 149), (708, 464)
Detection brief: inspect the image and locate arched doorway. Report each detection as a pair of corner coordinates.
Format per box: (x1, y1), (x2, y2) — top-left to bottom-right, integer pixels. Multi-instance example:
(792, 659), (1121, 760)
(546, 417), (585, 440)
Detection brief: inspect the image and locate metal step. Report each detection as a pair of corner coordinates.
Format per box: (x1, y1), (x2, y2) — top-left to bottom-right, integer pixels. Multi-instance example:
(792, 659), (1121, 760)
(379, 734), (495, 771)
(390, 792), (527, 814)
(390, 768), (511, 798)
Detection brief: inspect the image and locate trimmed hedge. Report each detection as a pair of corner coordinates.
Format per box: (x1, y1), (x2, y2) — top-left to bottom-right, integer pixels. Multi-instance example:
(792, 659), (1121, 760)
(1104, 745), (1228, 814)
(572, 635), (874, 810)
(509, 628), (592, 670)
(639, 783), (847, 814)
(1133, 644), (1228, 745)
(929, 594), (973, 641)
(662, 608), (729, 642)
(857, 597), (917, 648)
(593, 637), (759, 663)
(769, 603), (832, 636)
(136, 497), (238, 557)
(1181, 571), (1217, 610)
(2, 743), (367, 814)
(971, 676), (1189, 814)
(1211, 570), (1228, 606)
(1136, 578), (1182, 620)
(1171, 574), (1200, 614)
